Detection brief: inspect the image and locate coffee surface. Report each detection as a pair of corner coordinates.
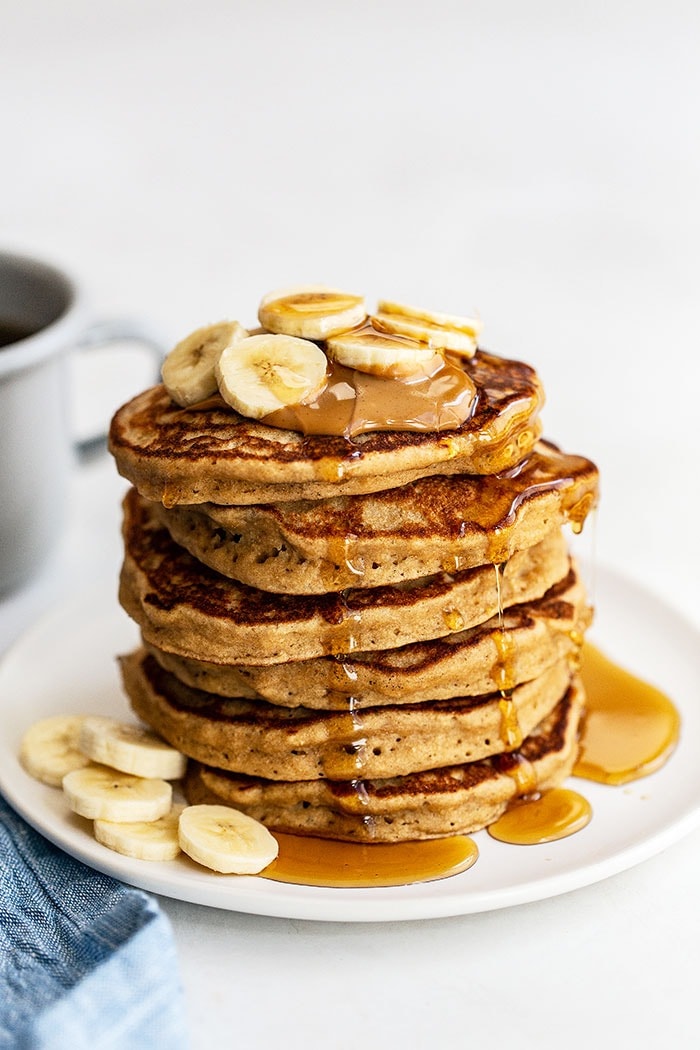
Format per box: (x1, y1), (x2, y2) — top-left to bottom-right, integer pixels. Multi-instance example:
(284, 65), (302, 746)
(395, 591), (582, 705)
(0, 320), (36, 349)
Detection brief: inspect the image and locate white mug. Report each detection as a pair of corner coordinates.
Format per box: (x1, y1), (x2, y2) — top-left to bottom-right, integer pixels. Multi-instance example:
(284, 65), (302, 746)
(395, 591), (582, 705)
(0, 249), (162, 595)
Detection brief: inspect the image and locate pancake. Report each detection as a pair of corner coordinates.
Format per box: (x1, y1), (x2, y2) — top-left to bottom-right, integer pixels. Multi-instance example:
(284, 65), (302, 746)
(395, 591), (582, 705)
(150, 441), (598, 594)
(181, 681), (584, 842)
(121, 647), (573, 780)
(145, 563), (590, 708)
(119, 488), (571, 664)
(108, 350), (544, 505)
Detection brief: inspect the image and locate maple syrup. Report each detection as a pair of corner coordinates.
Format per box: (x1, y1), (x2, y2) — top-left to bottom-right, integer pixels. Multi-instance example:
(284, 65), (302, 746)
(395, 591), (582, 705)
(488, 788), (592, 845)
(575, 642), (680, 784)
(262, 832), (479, 888)
(260, 642), (682, 875)
(322, 590), (364, 656)
(486, 642), (681, 847)
(321, 700), (368, 781)
(492, 560), (523, 749)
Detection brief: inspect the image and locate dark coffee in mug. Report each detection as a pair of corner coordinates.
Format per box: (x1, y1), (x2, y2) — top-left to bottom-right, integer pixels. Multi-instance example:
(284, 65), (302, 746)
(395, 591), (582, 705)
(0, 320), (38, 349)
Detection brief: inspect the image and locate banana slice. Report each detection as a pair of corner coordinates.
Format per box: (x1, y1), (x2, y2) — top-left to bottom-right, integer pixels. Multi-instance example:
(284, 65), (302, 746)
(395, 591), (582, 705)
(178, 804), (279, 874)
(373, 299), (482, 356)
(162, 320), (248, 407)
(20, 715), (92, 787)
(94, 803), (185, 861)
(215, 333), (328, 420)
(258, 285), (366, 339)
(79, 717), (187, 780)
(63, 765), (172, 822)
(325, 326), (435, 377)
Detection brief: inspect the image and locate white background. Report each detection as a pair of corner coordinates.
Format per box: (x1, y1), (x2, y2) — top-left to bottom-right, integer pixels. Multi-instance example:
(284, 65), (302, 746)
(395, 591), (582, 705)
(1, 2), (699, 1047)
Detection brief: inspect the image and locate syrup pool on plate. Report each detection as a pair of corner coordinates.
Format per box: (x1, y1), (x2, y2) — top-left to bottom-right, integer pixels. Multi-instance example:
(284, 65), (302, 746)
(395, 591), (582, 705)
(262, 833), (479, 888)
(486, 641), (681, 847)
(258, 641), (681, 881)
(574, 641), (681, 785)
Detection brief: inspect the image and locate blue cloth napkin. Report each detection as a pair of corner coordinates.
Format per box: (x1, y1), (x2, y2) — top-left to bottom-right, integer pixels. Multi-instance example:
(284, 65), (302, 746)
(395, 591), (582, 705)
(0, 793), (188, 1049)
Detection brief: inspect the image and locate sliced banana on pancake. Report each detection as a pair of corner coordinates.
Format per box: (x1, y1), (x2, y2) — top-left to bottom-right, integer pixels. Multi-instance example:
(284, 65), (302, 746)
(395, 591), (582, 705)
(94, 804), (185, 861)
(215, 333), (328, 420)
(325, 326), (435, 377)
(162, 320), (248, 407)
(19, 715), (92, 787)
(79, 716), (187, 780)
(373, 299), (482, 357)
(178, 803), (279, 874)
(258, 284), (366, 339)
(62, 765), (172, 822)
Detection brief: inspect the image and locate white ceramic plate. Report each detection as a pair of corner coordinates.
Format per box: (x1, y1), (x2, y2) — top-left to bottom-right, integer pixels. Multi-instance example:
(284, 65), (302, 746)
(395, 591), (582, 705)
(1, 566), (699, 923)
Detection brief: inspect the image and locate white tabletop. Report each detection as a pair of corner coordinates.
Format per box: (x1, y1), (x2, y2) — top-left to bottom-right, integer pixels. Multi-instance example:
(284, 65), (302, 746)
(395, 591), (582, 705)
(2, 2), (699, 1047)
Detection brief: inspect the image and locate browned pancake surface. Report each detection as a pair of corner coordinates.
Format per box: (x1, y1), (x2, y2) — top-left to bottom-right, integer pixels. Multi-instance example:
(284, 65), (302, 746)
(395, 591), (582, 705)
(181, 682), (584, 841)
(108, 351), (544, 504)
(120, 489), (571, 664)
(152, 441), (598, 593)
(146, 563), (590, 707)
(121, 647), (572, 780)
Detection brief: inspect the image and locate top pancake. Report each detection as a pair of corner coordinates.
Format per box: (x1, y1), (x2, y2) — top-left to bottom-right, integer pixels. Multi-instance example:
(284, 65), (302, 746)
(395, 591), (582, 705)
(108, 350), (544, 505)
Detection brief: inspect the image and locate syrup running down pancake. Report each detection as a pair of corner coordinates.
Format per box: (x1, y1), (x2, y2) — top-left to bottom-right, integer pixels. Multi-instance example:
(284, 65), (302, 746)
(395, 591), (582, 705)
(142, 564), (591, 708)
(148, 440), (597, 594)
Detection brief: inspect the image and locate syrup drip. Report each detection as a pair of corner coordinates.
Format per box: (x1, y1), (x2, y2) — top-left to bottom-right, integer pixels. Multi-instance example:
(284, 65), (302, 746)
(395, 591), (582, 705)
(321, 658), (376, 833)
(487, 528), (512, 567)
(324, 591), (362, 655)
(495, 751), (538, 797)
(498, 696), (523, 751)
(574, 642), (680, 784)
(492, 561), (523, 750)
(488, 788), (592, 845)
(566, 492), (596, 535)
(321, 697), (368, 781)
(321, 536), (366, 590)
(442, 608), (465, 632)
(262, 833), (479, 888)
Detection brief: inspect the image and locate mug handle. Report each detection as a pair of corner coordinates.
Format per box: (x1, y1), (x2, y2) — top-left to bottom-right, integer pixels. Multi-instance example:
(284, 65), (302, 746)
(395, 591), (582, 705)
(73, 318), (165, 459)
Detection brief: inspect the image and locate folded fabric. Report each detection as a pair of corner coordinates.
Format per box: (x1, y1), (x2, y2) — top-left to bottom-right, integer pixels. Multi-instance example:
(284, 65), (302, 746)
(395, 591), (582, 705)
(0, 793), (188, 1049)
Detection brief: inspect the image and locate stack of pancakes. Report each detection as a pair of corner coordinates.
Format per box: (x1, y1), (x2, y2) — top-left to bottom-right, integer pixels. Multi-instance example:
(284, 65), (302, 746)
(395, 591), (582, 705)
(109, 310), (598, 843)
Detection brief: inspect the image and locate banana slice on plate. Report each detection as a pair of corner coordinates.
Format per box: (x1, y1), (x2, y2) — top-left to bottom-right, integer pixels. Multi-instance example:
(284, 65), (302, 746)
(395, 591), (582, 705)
(216, 333), (328, 420)
(326, 326), (435, 377)
(19, 715), (92, 787)
(94, 803), (185, 861)
(162, 320), (248, 407)
(258, 285), (366, 339)
(63, 766), (172, 823)
(79, 717), (187, 780)
(373, 299), (482, 357)
(178, 804), (279, 874)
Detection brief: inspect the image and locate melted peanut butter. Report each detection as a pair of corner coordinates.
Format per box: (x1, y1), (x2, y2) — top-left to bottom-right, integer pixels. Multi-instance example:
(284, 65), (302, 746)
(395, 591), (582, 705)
(262, 354), (477, 438)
